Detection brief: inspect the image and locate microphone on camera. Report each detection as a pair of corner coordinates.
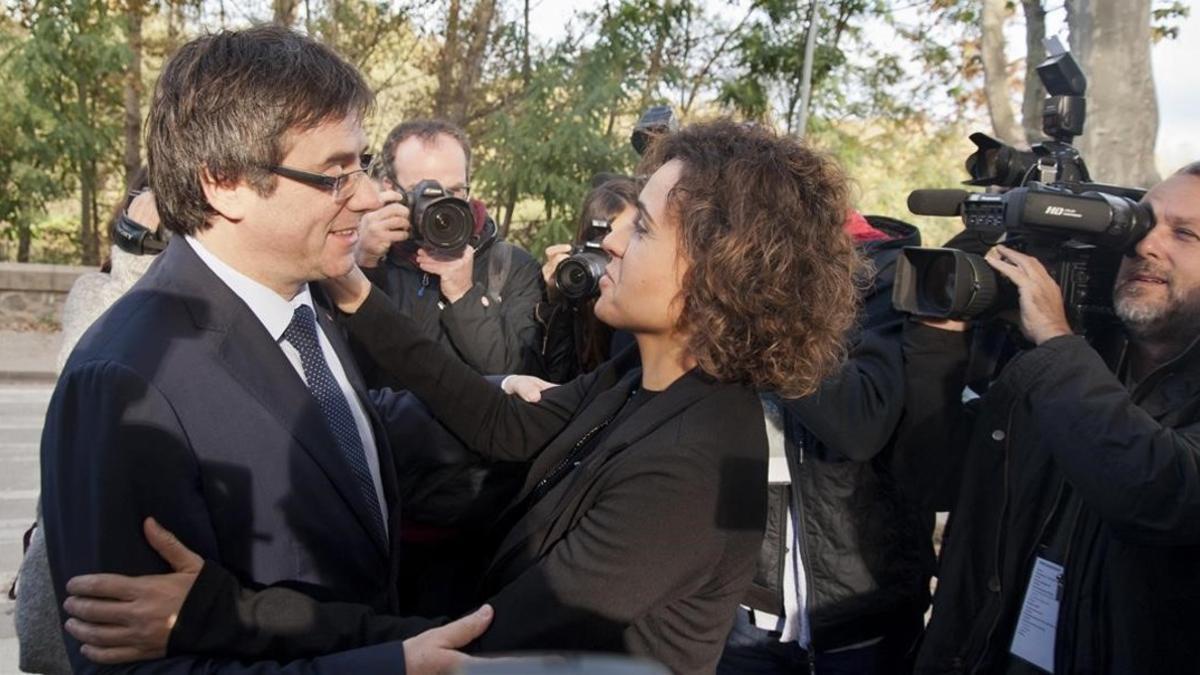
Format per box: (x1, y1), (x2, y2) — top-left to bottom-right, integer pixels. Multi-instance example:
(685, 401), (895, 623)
(907, 189), (971, 217)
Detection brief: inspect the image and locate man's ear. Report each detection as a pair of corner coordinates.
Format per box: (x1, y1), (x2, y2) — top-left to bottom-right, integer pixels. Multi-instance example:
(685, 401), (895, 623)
(199, 168), (253, 222)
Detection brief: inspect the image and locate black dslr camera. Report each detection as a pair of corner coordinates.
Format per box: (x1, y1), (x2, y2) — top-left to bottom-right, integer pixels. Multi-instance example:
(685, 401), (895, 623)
(395, 179), (475, 253)
(554, 218), (612, 303)
(893, 39), (1154, 336)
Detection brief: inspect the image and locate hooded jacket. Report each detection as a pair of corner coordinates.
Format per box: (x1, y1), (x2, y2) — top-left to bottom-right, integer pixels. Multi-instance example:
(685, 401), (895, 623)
(745, 215), (936, 653)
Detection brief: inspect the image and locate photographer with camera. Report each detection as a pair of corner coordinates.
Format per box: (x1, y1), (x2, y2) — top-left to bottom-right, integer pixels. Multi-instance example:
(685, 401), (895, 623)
(908, 163), (1200, 673)
(356, 119), (543, 378)
(530, 176), (638, 382)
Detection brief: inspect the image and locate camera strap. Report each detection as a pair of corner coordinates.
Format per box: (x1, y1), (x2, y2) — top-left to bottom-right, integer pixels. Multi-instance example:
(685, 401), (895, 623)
(486, 241), (513, 304)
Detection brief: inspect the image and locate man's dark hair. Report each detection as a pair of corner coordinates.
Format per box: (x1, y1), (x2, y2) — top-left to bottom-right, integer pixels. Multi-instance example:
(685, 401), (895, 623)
(1176, 161), (1200, 178)
(378, 119), (472, 185)
(147, 25), (374, 236)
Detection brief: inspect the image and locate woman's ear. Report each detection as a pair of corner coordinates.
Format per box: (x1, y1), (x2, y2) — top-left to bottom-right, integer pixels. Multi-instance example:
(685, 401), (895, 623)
(199, 168), (251, 223)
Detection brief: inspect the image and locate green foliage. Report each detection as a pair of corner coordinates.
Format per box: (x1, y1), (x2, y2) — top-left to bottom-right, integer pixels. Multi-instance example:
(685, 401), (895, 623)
(472, 2), (663, 254)
(0, 20), (68, 261)
(6, 0), (127, 264)
(1152, 0), (1190, 42)
(810, 117), (977, 247)
(717, 0), (899, 130)
(0, 0), (1169, 268)
(13, 0), (127, 172)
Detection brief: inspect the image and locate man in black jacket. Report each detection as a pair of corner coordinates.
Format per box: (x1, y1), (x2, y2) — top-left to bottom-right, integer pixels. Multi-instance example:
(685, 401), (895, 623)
(910, 163), (1200, 673)
(354, 119), (543, 379)
(720, 214), (935, 674)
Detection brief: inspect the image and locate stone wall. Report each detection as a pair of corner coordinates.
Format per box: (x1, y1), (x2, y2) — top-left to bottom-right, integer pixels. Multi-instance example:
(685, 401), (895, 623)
(0, 262), (95, 330)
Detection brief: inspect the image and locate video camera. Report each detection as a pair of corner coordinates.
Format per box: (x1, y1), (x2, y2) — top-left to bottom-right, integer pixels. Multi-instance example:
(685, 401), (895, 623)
(892, 39), (1154, 335)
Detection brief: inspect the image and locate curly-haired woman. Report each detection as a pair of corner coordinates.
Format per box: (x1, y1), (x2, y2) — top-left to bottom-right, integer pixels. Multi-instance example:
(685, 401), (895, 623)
(59, 119), (862, 674)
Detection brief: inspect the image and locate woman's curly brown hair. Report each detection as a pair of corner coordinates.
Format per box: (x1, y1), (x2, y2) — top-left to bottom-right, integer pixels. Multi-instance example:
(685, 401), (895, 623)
(639, 119), (863, 398)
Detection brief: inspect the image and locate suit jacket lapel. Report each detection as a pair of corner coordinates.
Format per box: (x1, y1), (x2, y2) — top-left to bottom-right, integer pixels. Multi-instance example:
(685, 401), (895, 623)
(165, 240), (390, 559)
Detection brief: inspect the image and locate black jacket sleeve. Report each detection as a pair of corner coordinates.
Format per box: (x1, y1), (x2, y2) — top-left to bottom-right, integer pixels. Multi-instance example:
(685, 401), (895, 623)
(439, 244), (545, 375)
(343, 284), (590, 462)
(777, 321), (906, 462)
(169, 563), (434, 661)
(1003, 335), (1200, 545)
(40, 361), (408, 673)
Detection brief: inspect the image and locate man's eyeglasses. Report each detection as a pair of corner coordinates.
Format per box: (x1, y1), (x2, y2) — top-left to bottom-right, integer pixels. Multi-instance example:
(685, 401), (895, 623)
(268, 153), (377, 202)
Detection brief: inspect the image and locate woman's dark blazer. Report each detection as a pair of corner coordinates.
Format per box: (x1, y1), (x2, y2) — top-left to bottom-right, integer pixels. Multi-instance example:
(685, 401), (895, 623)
(349, 286), (769, 672)
(170, 286), (769, 674)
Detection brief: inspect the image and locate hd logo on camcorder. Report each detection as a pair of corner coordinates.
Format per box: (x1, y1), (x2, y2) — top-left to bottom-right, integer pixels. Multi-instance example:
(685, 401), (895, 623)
(1044, 205), (1083, 218)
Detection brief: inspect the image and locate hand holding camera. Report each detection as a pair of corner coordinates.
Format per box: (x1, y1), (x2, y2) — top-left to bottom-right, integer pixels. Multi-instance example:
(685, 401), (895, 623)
(541, 243), (573, 301)
(356, 185), (412, 268)
(984, 245), (1073, 345)
(415, 244), (476, 303)
(358, 179), (477, 268)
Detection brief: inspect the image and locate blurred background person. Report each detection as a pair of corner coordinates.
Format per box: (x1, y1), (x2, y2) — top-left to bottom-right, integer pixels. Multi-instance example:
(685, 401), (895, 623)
(529, 176), (639, 382)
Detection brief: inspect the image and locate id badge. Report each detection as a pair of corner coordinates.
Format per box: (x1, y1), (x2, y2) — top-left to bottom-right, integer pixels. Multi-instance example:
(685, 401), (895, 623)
(1010, 556), (1063, 673)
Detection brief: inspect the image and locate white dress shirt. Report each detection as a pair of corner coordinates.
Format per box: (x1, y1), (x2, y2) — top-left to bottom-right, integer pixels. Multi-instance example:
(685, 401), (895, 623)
(185, 236), (388, 534)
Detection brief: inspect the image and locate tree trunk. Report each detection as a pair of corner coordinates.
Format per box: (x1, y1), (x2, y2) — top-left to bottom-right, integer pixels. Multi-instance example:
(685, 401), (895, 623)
(981, 0), (1024, 147)
(433, 0), (462, 119)
(639, 18), (667, 111)
(16, 218), (31, 263)
(794, 0), (819, 138)
(273, 0), (299, 27)
(1020, 0), (1047, 145)
(123, 0), (145, 188)
(80, 161), (98, 265)
(1067, 0), (1160, 187)
(501, 183), (517, 239)
(456, 0), (497, 124)
(521, 0), (531, 84)
(325, 0), (339, 46)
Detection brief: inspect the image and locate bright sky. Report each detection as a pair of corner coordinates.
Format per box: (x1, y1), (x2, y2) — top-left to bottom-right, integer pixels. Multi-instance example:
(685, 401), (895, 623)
(527, 0), (1197, 175)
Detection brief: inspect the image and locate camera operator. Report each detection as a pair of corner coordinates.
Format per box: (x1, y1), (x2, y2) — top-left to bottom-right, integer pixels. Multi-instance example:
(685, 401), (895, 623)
(356, 119), (543, 378)
(910, 163), (1200, 673)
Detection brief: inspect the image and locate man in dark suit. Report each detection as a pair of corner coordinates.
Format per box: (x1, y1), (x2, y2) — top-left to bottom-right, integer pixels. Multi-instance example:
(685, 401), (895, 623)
(39, 25), (489, 673)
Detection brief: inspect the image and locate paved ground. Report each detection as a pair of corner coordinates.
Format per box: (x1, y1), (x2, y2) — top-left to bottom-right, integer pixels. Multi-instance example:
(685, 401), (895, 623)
(0, 332), (60, 385)
(0, 382), (52, 672)
(0, 330), (57, 672)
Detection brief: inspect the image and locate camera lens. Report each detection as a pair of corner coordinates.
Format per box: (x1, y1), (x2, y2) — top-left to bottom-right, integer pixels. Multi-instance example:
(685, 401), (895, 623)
(921, 254), (958, 314)
(555, 250), (610, 302)
(420, 201), (474, 252)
